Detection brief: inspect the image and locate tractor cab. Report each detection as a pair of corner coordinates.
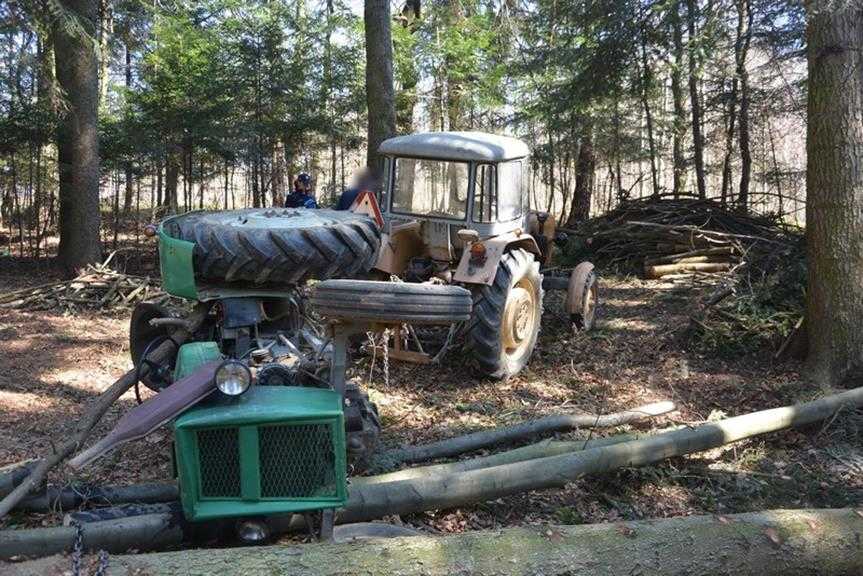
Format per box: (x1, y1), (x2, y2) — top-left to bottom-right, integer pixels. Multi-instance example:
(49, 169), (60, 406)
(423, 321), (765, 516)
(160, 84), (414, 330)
(374, 132), (556, 280)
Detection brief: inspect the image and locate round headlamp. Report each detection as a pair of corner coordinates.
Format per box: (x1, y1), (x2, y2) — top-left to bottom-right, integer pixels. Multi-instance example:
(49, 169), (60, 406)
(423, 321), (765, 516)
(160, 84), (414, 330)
(215, 360), (252, 396)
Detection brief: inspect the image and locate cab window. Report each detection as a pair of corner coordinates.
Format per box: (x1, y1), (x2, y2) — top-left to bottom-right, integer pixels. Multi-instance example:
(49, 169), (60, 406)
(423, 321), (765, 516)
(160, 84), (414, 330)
(473, 161), (523, 223)
(473, 164), (497, 223)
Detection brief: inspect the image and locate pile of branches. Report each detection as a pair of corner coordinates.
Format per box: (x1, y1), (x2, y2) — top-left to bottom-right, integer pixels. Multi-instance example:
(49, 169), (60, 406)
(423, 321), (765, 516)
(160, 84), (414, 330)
(0, 261), (172, 312)
(566, 196), (805, 352)
(568, 196), (798, 279)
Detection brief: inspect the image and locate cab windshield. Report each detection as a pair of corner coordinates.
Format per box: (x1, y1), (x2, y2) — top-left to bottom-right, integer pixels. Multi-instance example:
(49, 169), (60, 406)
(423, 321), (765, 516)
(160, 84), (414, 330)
(391, 157), (469, 220)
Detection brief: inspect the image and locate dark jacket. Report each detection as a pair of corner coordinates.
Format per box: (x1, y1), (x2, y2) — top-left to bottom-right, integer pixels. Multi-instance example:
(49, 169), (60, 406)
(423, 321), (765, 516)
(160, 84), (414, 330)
(285, 191), (317, 209)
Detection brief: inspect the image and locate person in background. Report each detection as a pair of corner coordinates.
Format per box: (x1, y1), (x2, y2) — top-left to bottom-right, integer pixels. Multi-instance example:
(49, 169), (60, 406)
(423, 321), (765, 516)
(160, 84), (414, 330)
(284, 172), (317, 208)
(335, 169), (377, 210)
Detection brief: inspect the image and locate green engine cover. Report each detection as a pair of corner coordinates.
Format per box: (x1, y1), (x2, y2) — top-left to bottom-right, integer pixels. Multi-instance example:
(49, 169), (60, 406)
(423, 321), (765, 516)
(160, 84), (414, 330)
(174, 386), (347, 522)
(158, 216), (198, 300)
(173, 342), (222, 381)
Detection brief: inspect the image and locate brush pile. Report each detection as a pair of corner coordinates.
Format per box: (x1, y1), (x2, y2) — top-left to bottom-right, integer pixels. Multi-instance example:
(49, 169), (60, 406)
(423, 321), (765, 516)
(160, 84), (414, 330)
(0, 261), (172, 312)
(569, 196), (798, 280)
(566, 196), (806, 352)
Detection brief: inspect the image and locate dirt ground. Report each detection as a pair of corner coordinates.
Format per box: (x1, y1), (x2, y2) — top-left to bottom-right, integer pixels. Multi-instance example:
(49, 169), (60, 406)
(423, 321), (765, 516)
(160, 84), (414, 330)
(1, 255), (861, 537)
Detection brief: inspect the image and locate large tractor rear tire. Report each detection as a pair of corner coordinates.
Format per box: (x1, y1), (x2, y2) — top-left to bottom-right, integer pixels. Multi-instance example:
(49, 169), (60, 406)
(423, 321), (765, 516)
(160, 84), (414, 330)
(162, 209), (381, 285)
(465, 248), (544, 379)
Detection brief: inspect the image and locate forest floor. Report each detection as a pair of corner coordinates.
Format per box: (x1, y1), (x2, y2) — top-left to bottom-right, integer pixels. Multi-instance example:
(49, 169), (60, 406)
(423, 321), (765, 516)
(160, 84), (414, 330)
(0, 253), (861, 538)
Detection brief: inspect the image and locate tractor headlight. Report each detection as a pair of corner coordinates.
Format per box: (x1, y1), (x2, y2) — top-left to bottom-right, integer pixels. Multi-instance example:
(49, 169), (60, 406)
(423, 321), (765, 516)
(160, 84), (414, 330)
(215, 360), (252, 396)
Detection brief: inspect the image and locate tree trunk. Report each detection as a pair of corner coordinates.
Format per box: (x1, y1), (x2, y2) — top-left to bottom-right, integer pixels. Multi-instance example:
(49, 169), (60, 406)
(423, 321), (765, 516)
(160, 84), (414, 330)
(97, 0), (112, 107)
(734, 0), (752, 210)
(163, 146), (179, 212)
(364, 0), (397, 177)
(123, 44), (134, 213)
(8, 509), (863, 576)
(54, 0), (102, 275)
(395, 0), (421, 134)
(686, 0), (706, 199)
(566, 124), (596, 226)
(720, 77), (738, 206)
(805, 0), (863, 387)
(640, 24), (660, 196)
(670, 1), (688, 198)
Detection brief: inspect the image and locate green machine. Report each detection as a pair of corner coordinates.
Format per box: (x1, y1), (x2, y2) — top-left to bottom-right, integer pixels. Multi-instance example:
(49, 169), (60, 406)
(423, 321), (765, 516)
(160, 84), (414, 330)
(78, 207), (471, 543)
(122, 208), (385, 541)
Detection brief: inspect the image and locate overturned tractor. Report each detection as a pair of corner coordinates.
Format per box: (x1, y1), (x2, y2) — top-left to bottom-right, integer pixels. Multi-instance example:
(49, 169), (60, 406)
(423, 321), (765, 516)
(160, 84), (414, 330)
(62, 131), (598, 544)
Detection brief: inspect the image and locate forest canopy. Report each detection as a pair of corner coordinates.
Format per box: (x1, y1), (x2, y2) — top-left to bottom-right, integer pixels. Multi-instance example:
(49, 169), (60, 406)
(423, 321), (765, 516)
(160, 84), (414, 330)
(1, 0), (806, 258)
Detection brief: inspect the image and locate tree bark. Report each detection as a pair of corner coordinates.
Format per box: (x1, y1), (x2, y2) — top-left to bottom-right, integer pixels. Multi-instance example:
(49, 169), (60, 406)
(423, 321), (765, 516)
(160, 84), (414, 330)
(0, 513), (182, 562)
(163, 145), (180, 212)
(378, 401), (674, 465)
(54, 0), (102, 275)
(720, 77), (738, 206)
(364, 0), (397, 177)
(734, 0), (752, 210)
(670, 0), (688, 198)
(7, 509), (863, 576)
(805, 0), (863, 387)
(123, 44), (134, 213)
(640, 24), (660, 196)
(395, 0), (421, 134)
(686, 0), (706, 199)
(360, 431), (659, 485)
(566, 123), (596, 226)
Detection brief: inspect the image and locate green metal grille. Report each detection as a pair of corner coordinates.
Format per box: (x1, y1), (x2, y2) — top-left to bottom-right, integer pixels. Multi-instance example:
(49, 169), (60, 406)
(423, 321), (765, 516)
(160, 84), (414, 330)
(259, 424), (337, 498)
(197, 428), (241, 498)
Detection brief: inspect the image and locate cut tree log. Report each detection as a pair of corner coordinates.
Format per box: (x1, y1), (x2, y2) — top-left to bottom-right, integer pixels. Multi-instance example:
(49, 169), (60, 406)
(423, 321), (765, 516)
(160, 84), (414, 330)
(377, 401), (675, 466)
(0, 303), (209, 520)
(5, 509), (862, 576)
(357, 430), (678, 485)
(644, 262), (732, 279)
(15, 482), (180, 513)
(0, 513), (183, 561)
(644, 246), (737, 265)
(0, 461), (38, 500)
(341, 386), (863, 522)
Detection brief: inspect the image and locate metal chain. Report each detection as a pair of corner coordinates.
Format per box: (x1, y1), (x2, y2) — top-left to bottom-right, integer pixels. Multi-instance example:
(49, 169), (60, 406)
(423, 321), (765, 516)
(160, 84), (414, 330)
(93, 550), (110, 576)
(381, 328), (390, 387)
(69, 522), (109, 576)
(71, 522), (83, 576)
(431, 322), (460, 364)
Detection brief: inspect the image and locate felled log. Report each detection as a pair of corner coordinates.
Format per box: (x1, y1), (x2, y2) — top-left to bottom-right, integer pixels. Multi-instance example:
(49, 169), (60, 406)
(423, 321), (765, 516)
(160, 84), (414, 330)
(644, 246), (738, 266)
(0, 303), (210, 520)
(644, 262), (732, 279)
(5, 509), (863, 576)
(378, 401), (675, 465)
(0, 513), (183, 561)
(358, 431), (673, 485)
(15, 482), (180, 513)
(341, 386), (863, 522)
(0, 461), (38, 500)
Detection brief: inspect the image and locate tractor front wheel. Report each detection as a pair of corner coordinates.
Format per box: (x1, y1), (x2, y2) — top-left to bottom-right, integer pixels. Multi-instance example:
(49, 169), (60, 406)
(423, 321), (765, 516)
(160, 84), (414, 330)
(466, 249), (544, 379)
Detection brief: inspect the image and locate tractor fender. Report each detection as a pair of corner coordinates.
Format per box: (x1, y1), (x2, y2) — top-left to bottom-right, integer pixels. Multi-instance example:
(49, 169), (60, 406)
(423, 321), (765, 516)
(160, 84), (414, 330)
(453, 231), (542, 286)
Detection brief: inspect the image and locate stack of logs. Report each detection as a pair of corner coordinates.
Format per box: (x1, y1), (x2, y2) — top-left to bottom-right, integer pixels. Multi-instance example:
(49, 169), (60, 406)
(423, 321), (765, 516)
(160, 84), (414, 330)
(642, 237), (740, 279)
(570, 197), (797, 281)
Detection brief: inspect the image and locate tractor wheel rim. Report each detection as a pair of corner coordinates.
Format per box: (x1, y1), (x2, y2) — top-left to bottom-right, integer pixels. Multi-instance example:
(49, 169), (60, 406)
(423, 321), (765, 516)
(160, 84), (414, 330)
(584, 283), (597, 325)
(502, 280), (537, 355)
